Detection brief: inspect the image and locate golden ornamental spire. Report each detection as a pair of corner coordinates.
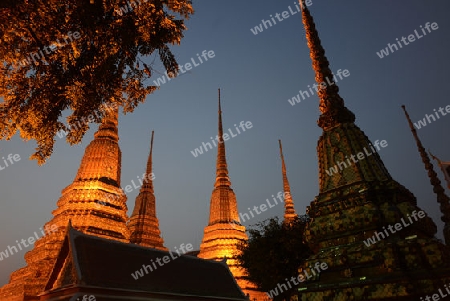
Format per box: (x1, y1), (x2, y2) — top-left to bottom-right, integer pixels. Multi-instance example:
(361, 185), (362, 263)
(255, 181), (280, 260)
(94, 105), (119, 142)
(401, 105), (450, 244)
(299, 0), (355, 129)
(198, 90), (257, 299)
(128, 131), (167, 250)
(141, 130), (155, 192)
(215, 88), (231, 188)
(278, 140), (296, 222)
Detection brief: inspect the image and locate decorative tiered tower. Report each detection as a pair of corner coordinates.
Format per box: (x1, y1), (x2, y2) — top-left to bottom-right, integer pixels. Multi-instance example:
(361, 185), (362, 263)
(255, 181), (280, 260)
(0, 108), (130, 301)
(128, 131), (168, 250)
(401, 105), (450, 245)
(197, 90), (264, 300)
(297, 1), (450, 299)
(278, 139), (297, 223)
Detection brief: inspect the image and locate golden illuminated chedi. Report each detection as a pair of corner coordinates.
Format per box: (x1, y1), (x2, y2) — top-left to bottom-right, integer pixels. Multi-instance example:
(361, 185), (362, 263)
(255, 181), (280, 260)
(0, 108), (130, 301)
(198, 90), (266, 300)
(128, 131), (168, 250)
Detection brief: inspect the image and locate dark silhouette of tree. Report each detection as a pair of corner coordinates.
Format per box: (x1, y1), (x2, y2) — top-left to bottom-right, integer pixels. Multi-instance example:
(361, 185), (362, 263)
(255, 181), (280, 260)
(237, 216), (312, 301)
(0, 0), (193, 164)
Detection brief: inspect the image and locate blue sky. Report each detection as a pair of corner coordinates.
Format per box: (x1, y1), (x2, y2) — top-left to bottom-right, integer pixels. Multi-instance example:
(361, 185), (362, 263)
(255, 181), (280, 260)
(1, 1), (450, 285)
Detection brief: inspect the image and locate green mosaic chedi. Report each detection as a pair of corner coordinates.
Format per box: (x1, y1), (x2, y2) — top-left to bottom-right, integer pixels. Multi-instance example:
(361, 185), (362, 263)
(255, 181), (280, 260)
(297, 1), (450, 300)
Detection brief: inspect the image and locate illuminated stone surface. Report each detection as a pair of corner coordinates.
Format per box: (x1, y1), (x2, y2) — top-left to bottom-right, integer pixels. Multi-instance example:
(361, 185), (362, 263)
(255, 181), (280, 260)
(128, 131), (167, 250)
(0, 109), (131, 300)
(297, 1), (450, 299)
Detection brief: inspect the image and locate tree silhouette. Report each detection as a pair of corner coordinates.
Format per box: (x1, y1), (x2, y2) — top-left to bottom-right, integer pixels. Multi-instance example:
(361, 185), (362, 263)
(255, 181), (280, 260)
(237, 216), (312, 301)
(0, 0), (193, 164)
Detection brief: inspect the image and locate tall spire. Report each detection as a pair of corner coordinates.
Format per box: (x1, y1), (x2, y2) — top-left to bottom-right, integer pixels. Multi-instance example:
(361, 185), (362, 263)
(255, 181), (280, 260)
(198, 90), (262, 300)
(296, 2), (450, 299)
(401, 105), (450, 244)
(215, 88), (231, 188)
(278, 139), (296, 222)
(143, 130), (155, 192)
(128, 131), (167, 250)
(299, 0), (355, 130)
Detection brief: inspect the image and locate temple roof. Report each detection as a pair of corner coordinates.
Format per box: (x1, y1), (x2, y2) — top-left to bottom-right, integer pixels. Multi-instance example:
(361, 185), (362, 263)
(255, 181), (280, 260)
(42, 225), (247, 301)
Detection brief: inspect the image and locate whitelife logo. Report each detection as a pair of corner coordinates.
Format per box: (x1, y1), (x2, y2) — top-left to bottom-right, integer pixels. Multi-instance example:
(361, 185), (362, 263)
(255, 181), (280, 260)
(250, 0), (313, 35)
(266, 261), (328, 298)
(0, 225), (57, 262)
(287, 69), (350, 106)
(0, 153), (21, 171)
(363, 210), (426, 247)
(376, 22), (439, 59)
(152, 50), (215, 87)
(190, 121), (253, 158)
(325, 140), (388, 176)
(413, 105), (450, 129)
(131, 243), (193, 280)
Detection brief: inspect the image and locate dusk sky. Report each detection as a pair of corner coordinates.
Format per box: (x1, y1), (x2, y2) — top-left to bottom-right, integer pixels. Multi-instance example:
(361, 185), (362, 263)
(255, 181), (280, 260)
(1, 1), (450, 286)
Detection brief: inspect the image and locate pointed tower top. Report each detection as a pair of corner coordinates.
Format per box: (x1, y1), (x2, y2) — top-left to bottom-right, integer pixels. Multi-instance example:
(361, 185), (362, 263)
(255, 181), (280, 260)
(278, 140), (296, 222)
(94, 105), (119, 142)
(300, 0), (355, 129)
(128, 130), (167, 250)
(215, 88), (231, 188)
(75, 104), (121, 187)
(401, 105), (450, 244)
(141, 130), (155, 192)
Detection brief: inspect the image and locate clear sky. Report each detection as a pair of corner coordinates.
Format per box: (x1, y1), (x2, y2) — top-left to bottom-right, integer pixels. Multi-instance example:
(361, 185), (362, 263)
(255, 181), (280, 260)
(1, 1), (450, 286)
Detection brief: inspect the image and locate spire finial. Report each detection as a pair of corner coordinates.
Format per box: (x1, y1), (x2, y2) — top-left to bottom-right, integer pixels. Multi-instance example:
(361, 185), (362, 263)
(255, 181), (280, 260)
(215, 88), (230, 188)
(401, 105), (450, 244)
(278, 139), (296, 222)
(142, 131), (155, 191)
(218, 88), (222, 114)
(300, 0), (355, 129)
(94, 104), (119, 141)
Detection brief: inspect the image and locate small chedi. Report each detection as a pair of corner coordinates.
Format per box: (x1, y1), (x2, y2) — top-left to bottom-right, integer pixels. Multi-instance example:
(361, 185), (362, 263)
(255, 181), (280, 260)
(197, 90), (267, 300)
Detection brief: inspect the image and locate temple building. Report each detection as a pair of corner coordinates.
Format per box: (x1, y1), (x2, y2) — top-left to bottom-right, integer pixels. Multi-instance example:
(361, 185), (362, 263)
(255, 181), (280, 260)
(0, 109), (131, 300)
(39, 224), (247, 301)
(296, 0), (450, 299)
(3, 2), (450, 300)
(0, 107), (246, 301)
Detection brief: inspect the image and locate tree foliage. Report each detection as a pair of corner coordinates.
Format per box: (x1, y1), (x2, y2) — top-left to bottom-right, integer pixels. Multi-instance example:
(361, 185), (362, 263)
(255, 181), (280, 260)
(0, 0), (193, 164)
(237, 216), (312, 301)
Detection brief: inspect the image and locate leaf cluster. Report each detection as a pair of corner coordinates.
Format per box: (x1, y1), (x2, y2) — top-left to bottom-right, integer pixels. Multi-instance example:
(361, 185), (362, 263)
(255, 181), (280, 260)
(0, 0), (193, 164)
